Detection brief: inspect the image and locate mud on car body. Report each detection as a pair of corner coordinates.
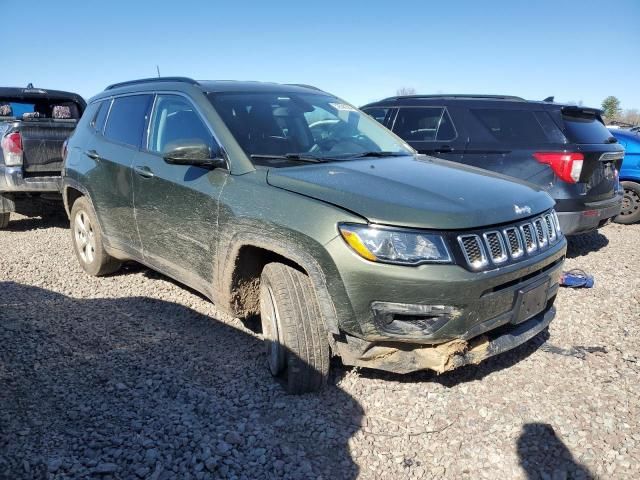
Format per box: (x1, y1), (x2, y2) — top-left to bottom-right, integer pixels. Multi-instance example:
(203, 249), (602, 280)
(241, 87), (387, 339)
(62, 78), (566, 393)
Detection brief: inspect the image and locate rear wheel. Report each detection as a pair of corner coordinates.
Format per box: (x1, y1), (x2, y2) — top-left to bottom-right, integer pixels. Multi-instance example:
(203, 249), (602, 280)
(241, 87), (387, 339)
(614, 181), (640, 224)
(0, 212), (9, 229)
(259, 262), (330, 394)
(70, 197), (121, 276)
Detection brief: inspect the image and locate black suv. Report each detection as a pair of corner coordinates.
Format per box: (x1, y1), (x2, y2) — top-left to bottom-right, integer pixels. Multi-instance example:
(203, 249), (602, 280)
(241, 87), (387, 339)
(362, 95), (624, 235)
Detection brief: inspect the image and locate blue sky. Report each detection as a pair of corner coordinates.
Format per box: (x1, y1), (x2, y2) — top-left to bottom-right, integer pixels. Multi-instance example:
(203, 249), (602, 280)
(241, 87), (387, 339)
(4, 0), (639, 110)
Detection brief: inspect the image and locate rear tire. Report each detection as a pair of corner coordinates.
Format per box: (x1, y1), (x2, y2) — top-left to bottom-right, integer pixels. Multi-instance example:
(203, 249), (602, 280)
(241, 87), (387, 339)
(70, 197), (121, 276)
(614, 181), (640, 225)
(0, 212), (9, 229)
(259, 262), (330, 394)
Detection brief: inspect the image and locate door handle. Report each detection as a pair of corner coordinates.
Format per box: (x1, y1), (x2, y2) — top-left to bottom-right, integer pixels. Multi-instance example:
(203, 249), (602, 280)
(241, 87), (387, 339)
(85, 150), (102, 160)
(134, 165), (155, 178)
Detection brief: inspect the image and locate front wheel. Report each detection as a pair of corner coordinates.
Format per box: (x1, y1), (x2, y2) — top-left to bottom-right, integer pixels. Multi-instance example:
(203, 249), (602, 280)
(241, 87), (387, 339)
(70, 197), (121, 276)
(0, 212), (9, 229)
(259, 262), (330, 394)
(614, 181), (640, 224)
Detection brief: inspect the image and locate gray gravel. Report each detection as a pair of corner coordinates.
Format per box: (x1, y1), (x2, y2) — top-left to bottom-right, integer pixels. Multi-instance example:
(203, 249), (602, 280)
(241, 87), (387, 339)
(1, 213), (638, 479)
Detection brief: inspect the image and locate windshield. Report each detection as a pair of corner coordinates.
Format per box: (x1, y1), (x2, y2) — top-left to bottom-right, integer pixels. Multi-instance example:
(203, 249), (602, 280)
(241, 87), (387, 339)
(207, 92), (413, 162)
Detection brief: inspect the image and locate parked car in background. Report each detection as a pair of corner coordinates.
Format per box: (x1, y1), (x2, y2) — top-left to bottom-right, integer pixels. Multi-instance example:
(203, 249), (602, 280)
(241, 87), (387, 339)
(0, 85), (85, 228)
(62, 78), (566, 393)
(362, 95), (624, 236)
(609, 128), (640, 223)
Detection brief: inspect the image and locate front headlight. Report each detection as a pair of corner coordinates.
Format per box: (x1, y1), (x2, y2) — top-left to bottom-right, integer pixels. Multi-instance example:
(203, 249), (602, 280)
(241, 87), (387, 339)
(338, 223), (452, 265)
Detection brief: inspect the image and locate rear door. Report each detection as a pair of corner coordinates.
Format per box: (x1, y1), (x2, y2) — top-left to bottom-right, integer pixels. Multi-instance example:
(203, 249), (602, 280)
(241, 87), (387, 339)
(89, 94), (153, 254)
(461, 104), (568, 185)
(390, 105), (466, 162)
(132, 93), (228, 288)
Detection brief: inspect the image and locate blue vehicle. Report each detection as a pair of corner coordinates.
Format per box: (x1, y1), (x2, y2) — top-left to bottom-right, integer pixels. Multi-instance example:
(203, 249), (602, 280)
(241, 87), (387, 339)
(609, 128), (640, 223)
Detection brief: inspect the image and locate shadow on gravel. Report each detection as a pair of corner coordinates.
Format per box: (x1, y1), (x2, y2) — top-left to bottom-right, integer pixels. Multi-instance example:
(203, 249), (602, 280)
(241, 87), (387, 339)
(352, 329), (550, 388)
(0, 282), (362, 480)
(517, 423), (593, 479)
(566, 231), (609, 259)
(3, 213), (68, 232)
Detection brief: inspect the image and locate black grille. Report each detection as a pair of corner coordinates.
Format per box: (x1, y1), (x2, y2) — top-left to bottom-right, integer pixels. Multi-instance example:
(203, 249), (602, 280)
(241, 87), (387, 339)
(458, 235), (487, 268)
(504, 227), (523, 258)
(521, 224), (536, 251)
(534, 219), (548, 246)
(484, 232), (507, 263)
(544, 214), (556, 241)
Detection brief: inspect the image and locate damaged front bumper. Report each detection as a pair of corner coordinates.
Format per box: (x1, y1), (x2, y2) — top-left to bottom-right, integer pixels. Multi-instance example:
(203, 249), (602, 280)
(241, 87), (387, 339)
(336, 306), (554, 374)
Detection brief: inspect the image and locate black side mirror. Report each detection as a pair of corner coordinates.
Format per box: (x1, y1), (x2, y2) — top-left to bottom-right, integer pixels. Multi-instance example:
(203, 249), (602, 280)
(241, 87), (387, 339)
(163, 139), (226, 169)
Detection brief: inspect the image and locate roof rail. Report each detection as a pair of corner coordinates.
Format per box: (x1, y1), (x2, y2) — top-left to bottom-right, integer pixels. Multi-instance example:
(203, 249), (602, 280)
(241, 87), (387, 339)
(382, 94), (526, 102)
(105, 77), (199, 91)
(284, 83), (325, 92)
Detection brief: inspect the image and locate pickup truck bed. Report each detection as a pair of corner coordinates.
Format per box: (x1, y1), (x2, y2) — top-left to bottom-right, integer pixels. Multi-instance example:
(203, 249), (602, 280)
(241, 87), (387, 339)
(0, 86), (85, 228)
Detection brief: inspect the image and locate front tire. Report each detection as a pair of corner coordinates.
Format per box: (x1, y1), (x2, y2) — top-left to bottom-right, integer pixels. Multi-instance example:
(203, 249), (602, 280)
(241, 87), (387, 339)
(614, 181), (640, 224)
(259, 263), (330, 394)
(70, 197), (121, 276)
(0, 212), (9, 229)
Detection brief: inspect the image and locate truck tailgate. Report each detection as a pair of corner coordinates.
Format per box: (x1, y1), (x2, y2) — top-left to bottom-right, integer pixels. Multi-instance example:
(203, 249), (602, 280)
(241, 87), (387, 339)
(21, 120), (77, 173)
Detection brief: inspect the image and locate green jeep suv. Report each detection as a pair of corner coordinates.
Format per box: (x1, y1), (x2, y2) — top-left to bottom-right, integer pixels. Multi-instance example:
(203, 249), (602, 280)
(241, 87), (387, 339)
(62, 78), (566, 393)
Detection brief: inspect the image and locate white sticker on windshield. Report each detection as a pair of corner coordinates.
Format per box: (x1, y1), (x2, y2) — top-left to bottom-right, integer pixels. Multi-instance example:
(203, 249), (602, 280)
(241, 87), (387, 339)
(329, 102), (357, 112)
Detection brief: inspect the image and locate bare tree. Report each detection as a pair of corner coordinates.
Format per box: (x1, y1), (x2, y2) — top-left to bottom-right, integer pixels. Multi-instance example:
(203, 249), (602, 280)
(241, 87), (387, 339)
(620, 109), (640, 126)
(396, 87), (417, 96)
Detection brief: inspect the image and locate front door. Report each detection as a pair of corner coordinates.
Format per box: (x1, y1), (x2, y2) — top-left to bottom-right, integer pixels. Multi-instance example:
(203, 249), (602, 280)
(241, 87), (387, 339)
(132, 94), (228, 287)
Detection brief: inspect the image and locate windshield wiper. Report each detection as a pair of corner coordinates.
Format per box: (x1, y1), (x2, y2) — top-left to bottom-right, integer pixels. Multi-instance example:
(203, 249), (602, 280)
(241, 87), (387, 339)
(341, 151), (408, 158)
(250, 153), (330, 163)
(604, 136), (618, 144)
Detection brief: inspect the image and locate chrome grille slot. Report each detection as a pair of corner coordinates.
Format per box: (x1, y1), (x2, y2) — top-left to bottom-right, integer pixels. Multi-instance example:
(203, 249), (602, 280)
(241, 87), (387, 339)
(503, 227), (524, 258)
(533, 218), (548, 248)
(520, 223), (537, 253)
(457, 234), (488, 270)
(544, 214), (557, 242)
(483, 231), (508, 264)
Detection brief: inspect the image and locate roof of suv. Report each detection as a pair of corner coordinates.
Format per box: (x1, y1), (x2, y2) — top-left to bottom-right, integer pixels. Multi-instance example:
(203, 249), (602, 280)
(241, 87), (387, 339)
(96, 77), (327, 100)
(361, 94), (602, 113)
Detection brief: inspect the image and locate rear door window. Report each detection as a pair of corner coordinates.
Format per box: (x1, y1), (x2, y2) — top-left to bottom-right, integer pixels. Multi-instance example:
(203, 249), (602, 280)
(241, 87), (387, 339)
(103, 95), (152, 148)
(468, 109), (567, 145)
(561, 110), (612, 144)
(392, 107), (457, 141)
(91, 100), (111, 134)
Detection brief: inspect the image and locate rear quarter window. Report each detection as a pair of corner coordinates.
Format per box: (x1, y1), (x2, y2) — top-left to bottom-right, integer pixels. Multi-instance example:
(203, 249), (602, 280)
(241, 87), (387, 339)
(561, 111), (612, 144)
(469, 109), (567, 145)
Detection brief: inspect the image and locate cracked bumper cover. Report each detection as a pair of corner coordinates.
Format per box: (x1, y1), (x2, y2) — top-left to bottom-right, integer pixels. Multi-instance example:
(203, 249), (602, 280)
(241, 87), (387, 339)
(335, 306), (555, 374)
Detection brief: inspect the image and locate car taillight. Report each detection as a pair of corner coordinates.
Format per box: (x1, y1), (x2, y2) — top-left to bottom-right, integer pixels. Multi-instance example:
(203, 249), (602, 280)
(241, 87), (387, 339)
(533, 152), (584, 183)
(1, 131), (23, 166)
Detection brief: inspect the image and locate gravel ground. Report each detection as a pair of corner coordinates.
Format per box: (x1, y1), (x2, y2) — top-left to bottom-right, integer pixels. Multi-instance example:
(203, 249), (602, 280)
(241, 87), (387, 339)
(1, 213), (638, 480)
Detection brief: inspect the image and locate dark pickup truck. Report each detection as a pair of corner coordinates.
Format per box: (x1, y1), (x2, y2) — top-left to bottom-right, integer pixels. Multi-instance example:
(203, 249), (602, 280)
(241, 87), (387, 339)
(0, 86), (85, 228)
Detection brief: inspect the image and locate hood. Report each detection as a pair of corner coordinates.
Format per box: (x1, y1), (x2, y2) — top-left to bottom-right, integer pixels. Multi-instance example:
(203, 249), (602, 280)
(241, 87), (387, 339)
(266, 155), (555, 230)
